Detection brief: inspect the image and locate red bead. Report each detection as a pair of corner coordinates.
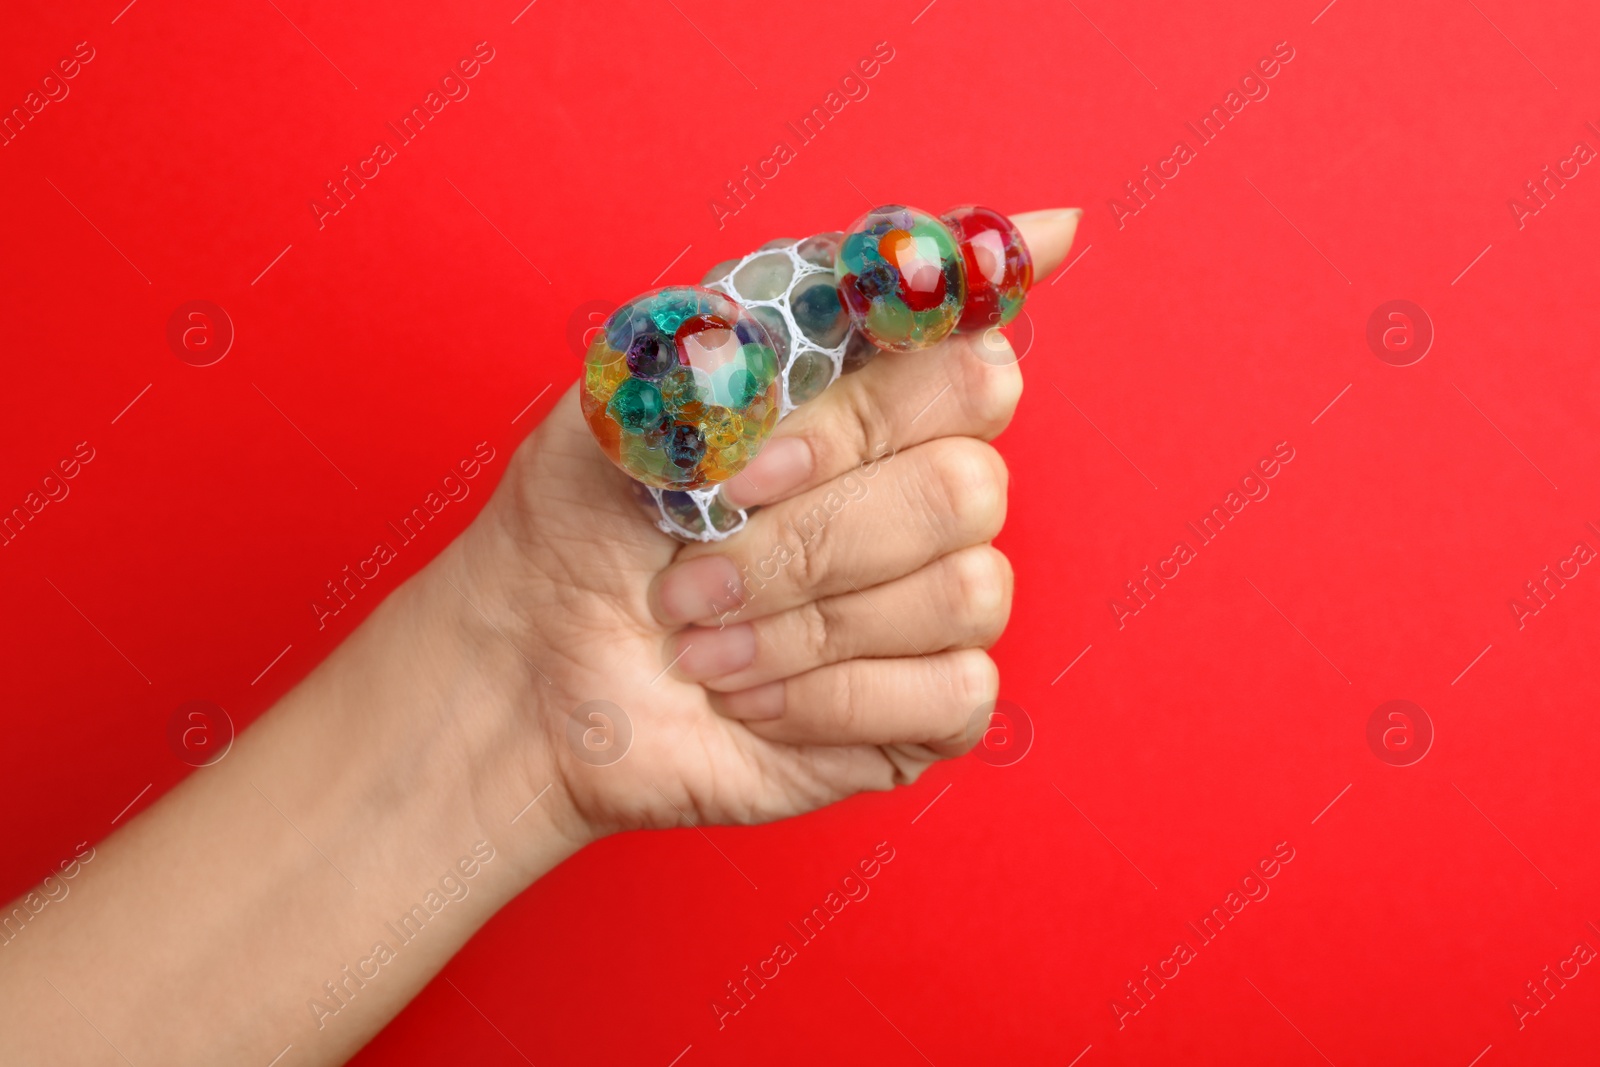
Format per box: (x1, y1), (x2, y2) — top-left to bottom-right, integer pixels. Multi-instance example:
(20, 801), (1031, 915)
(674, 313), (729, 346)
(942, 205), (1034, 330)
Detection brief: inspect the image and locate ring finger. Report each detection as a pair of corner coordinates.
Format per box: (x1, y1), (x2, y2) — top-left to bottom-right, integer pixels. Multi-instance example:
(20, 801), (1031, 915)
(717, 648), (999, 756)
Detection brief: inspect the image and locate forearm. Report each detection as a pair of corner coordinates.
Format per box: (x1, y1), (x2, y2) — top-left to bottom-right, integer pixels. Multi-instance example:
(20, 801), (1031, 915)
(0, 527), (585, 1065)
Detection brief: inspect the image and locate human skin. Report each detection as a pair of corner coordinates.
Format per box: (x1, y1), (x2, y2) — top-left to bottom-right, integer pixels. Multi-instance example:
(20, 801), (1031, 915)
(0, 209), (1080, 1064)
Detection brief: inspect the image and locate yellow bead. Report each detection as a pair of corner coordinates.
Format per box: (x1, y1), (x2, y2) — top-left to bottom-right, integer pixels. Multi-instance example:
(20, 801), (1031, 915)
(702, 407), (743, 448)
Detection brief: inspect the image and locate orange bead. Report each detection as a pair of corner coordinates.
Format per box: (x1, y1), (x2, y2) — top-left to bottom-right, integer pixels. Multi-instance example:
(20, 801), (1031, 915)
(878, 228), (913, 267)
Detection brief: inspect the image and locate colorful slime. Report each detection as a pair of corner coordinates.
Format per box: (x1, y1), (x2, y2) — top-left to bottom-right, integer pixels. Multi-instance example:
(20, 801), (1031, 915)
(942, 205), (1033, 330)
(835, 205), (967, 352)
(582, 204), (1033, 515)
(582, 287), (780, 491)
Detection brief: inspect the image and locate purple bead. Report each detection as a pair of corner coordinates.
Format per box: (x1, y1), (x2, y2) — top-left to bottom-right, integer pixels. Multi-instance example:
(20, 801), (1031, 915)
(734, 318), (772, 347)
(627, 333), (676, 380)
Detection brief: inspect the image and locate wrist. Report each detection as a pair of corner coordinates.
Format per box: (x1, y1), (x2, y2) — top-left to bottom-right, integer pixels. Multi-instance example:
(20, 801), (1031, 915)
(403, 508), (601, 865)
(329, 524), (596, 891)
(0, 523), (600, 1064)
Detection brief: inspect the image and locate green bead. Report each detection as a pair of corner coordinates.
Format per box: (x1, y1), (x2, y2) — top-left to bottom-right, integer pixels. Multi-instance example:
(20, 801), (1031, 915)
(911, 218), (957, 256)
(866, 299), (913, 343)
(742, 342), (777, 384)
(840, 231), (874, 273)
(786, 351), (833, 404)
(607, 378), (664, 431)
(649, 290), (699, 335)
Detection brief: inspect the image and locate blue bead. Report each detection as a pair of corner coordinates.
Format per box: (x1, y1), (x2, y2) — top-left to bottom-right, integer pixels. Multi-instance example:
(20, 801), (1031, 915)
(605, 307), (651, 352)
(793, 282), (843, 332)
(856, 262), (898, 300)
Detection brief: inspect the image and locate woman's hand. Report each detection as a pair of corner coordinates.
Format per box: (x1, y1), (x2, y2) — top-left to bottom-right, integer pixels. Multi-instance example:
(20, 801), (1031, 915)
(443, 208), (1082, 848)
(0, 207), (1077, 1067)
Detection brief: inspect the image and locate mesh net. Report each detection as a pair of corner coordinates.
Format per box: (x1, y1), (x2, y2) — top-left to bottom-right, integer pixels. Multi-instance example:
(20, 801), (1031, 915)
(644, 233), (874, 543)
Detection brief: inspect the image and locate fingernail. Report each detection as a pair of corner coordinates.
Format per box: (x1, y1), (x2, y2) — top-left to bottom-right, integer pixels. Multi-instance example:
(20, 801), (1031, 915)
(1015, 206), (1083, 225)
(720, 680), (785, 720)
(721, 436), (813, 509)
(671, 624), (757, 680)
(652, 555), (743, 625)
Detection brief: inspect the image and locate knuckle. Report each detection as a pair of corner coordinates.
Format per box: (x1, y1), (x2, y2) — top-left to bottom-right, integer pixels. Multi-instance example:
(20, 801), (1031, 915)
(836, 382), (892, 472)
(947, 546), (1013, 643)
(803, 597), (843, 662)
(922, 438), (1008, 537)
(961, 338), (1024, 437)
(778, 510), (825, 589)
(822, 664), (862, 734)
(948, 649), (1001, 716)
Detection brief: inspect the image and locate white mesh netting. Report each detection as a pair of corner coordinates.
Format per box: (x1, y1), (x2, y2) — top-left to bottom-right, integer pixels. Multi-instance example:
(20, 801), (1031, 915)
(644, 232), (874, 543)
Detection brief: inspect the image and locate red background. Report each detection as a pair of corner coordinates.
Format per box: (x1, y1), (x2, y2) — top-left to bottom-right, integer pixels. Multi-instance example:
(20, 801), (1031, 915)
(3, 0), (1598, 1063)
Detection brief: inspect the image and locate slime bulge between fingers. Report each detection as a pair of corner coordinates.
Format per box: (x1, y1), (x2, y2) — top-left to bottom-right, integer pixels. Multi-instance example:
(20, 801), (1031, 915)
(941, 205), (1033, 330)
(836, 205), (967, 352)
(582, 287), (782, 490)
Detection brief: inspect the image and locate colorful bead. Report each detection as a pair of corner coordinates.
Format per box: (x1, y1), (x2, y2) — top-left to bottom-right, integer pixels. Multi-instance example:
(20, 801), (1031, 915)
(583, 287), (780, 490)
(747, 306), (790, 363)
(653, 486), (746, 538)
(836, 205), (966, 352)
(796, 232), (842, 267)
(606, 377), (664, 431)
(942, 205), (1033, 330)
(705, 235), (854, 417)
(791, 275), (848, 347)
(584, 350), (630, 404)
(625, 333), (676, 379)
(732, 252), (794, 301)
